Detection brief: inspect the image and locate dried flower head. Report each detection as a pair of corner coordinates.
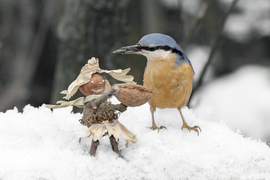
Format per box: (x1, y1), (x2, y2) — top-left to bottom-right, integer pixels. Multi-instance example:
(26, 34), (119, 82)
(83, 120), (137, 146)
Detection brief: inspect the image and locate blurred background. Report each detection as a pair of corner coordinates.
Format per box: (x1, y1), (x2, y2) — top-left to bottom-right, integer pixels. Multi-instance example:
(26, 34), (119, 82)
(0, 0), (270, 142)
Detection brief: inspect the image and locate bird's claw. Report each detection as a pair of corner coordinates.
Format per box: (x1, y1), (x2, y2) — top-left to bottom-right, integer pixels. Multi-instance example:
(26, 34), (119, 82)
(149, 125), (167, 132)
(181, 125), (201, 135)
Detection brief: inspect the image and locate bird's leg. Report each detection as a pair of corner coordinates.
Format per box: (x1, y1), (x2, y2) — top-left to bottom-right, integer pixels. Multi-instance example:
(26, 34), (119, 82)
(149, 106), (166, 131)
(150, 106), (158, 129)
(178, 108), (201, 135)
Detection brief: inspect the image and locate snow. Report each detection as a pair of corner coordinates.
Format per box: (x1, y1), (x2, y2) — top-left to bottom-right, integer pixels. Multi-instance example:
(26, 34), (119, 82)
(193, 65), (270, 142)
(1, 97), (270, 179)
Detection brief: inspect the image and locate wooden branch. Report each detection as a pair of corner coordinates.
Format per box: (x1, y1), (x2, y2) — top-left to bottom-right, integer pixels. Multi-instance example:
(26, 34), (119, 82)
(114, 103), (127, 112)
(188, 0), (240, 106)
(86, 87), (117, 109)
(89, 140), (99, 156)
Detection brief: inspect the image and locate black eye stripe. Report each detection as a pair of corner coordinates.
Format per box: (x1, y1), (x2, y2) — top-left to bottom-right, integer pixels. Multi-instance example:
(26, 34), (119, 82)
(138, 45), (185, 59)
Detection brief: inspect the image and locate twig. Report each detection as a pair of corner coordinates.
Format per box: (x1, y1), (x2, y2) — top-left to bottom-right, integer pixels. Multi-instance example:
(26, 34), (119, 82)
(86, 87), (117, 109)
(188, 0), (240, 106)
(179, 0), (189, 49)
(189, 0), (212, 34)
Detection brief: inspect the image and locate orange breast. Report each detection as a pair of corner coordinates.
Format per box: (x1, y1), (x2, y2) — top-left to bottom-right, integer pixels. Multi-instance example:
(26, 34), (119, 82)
(143, 54), (194, 110)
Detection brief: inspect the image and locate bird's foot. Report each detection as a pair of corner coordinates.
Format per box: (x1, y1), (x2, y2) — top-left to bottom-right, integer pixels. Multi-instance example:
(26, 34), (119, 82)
(149, 125), (167, 132)
(181, 124), (201, 135)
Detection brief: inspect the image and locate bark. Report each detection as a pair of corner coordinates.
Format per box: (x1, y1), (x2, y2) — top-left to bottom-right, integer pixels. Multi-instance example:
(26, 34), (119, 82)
(0, 0), (55, 111)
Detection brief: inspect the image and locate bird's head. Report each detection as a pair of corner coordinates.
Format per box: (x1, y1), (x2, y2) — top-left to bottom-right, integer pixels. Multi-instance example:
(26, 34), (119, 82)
(113, 33), (192, 67)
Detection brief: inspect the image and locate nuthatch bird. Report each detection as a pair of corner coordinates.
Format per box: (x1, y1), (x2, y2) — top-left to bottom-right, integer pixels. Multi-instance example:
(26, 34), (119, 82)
(113, 33), (200, 134)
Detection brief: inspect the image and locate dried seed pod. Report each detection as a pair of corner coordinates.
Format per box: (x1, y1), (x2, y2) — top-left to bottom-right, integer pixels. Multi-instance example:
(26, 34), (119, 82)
(79, 73), (105, 96)
(114, 84), (153, 107)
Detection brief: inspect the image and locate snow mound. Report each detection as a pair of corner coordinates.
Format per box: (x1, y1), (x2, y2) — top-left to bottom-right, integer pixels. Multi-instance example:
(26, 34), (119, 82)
(0, 101), (270, 179)
(194, 65), (270, 142)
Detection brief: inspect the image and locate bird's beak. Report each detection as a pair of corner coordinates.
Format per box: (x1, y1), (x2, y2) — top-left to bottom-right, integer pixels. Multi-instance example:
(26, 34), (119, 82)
(113, 45), (141, 54)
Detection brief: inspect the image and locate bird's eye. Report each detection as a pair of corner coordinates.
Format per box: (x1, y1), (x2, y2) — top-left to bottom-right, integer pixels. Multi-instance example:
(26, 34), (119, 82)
(163, 46), (171, 51)
(136, 44), (143, 50)
(149, 47), (156, 51)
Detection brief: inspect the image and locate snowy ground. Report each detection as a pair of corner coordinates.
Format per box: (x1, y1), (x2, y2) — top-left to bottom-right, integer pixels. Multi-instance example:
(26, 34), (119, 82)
(1, 97), (270, 179)
(193, 65), (270, 142)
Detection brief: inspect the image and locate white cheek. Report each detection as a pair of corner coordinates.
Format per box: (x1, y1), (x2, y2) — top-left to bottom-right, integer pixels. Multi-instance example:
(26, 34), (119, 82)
(142, 50), (170, 61)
